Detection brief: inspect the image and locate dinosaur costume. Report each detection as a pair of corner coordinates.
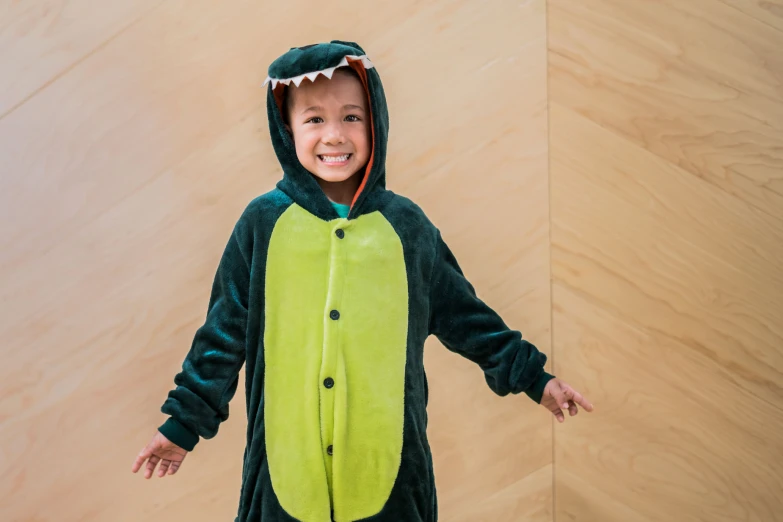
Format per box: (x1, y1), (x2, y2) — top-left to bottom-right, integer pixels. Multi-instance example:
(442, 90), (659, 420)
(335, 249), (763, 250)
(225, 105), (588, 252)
(158, 40), (555, 522)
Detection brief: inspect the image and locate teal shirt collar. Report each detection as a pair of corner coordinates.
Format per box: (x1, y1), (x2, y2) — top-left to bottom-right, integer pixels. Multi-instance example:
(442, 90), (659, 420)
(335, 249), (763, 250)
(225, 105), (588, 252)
(330, 201), (350, 218)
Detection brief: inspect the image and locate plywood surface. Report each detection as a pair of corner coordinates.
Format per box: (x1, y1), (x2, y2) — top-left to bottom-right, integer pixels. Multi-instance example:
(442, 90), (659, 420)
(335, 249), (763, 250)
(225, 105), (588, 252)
(0, 1), (552, 520)
(549, 0), (783, 519)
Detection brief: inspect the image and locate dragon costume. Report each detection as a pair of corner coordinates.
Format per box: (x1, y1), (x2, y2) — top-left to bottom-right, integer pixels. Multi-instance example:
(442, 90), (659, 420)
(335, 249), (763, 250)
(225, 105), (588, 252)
(158, 40), (554, 522)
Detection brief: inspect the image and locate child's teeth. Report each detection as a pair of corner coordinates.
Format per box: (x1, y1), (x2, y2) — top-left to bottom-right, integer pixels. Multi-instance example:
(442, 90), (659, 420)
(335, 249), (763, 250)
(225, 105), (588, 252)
(322, 154), (349, 163)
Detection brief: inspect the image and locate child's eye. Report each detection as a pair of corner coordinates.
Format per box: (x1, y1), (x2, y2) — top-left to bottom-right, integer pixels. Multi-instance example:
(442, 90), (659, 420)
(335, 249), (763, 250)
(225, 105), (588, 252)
(345, 115), (361, 122)
(306, 117), (323, 124)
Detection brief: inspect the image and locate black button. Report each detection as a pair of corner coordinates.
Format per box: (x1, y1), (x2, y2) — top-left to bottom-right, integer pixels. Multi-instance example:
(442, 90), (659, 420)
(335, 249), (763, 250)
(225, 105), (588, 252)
(329, 310), (340, 320)
(327, 445), (333, 455)
(335, 229), (344, 239)
(324, 377), (334, 388)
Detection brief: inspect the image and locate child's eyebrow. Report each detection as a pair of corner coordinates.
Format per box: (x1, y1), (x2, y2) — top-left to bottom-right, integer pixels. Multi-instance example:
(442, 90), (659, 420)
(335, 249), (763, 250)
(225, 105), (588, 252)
(301, 104), (366, 114)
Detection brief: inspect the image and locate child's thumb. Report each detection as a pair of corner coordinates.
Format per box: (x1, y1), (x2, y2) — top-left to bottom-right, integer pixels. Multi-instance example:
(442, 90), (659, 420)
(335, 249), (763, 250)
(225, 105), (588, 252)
(550, 381), (569, 410)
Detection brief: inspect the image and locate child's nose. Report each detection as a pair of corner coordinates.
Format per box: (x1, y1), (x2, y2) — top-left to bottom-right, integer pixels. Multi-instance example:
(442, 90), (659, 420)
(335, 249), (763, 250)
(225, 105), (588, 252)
(322, 124), (346, 144)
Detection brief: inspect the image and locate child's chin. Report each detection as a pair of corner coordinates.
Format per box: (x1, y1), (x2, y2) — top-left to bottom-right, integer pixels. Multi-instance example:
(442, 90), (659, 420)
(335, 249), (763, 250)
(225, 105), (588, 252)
(315, 168), (360, 183)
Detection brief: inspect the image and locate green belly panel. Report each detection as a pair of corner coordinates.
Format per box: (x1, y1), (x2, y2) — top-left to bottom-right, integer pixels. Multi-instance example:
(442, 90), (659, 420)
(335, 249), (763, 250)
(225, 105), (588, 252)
(264, 203), (409, 522)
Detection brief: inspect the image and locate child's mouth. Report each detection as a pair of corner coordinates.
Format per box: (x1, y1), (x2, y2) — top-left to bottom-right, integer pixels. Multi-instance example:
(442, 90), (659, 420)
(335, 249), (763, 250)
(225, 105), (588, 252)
(318, 154), (352, 166)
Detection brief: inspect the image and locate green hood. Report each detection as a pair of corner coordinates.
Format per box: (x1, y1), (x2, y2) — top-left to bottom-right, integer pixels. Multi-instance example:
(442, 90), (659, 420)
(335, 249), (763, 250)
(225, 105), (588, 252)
(264, 40), (390, 221)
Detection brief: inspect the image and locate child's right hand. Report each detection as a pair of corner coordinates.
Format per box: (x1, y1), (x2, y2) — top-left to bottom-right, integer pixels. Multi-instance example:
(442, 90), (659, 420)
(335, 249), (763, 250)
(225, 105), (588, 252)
(131, 430), (188, 479)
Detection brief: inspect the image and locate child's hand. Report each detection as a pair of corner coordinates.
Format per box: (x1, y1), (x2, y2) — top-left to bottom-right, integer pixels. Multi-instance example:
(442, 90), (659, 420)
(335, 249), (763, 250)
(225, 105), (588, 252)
(541, 378), (594, 423)
(131, 430), (188, 479)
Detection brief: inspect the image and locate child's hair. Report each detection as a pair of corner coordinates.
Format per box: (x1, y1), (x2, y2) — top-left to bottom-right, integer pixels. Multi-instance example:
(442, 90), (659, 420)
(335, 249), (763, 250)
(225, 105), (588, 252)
(281, 65), (362, 126)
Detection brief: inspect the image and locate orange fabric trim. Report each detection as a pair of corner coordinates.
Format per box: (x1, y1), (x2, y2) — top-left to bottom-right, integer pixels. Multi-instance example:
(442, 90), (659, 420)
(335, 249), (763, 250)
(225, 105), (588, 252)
(345, 59), (375, 209)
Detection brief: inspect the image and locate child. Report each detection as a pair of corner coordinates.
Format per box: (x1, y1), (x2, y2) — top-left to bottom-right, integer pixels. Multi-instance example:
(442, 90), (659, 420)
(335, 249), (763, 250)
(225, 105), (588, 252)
(132, 40), (593, 522)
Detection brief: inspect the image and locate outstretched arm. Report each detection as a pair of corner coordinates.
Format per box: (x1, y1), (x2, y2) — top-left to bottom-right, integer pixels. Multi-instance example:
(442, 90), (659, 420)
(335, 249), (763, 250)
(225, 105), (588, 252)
(428, 230), (554, 403)
(157, 211), (254, 451)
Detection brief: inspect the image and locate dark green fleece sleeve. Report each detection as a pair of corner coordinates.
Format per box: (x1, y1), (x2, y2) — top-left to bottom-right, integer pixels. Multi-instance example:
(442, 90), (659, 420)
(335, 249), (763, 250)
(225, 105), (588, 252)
(157, 213), (253, 451)
(428, 230), (554, 403)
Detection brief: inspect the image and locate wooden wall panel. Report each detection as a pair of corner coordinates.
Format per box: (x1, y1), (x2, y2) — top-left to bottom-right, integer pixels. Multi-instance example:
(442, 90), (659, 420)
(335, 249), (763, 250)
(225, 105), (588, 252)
(549, 0), (783, 520)
(407, 2), (553, 520)
(0, 1), (551, 520)
(719, 0), (783, 31)
(0, 1), (164, 117)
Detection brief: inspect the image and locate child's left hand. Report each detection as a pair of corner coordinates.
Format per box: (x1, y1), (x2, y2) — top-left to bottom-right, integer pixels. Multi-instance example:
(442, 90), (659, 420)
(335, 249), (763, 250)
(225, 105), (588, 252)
(541, 378), (594, 423)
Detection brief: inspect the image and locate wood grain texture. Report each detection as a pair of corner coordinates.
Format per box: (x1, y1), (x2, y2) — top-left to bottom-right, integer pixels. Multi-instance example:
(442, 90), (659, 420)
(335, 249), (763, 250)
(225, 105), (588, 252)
(0, 0), (551, 520)
(409, 1), (552, 519)
(719, 0), (783, 32)
(549, 0), (783, 220)
(0, 0), (165, 118)
(549, 0), (783, 518)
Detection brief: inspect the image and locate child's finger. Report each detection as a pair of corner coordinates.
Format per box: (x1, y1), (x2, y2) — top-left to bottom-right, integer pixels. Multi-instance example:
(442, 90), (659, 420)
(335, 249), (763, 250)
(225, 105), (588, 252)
(554, 407), (565, 423)
(579, 395), (594, 412)
(168, 461), (180, 475)
(569, 389), (594, 412)
(145, 455), (160, 479)
(552, 384), (570, 412)
(158, 459), (171, 477)
(132, 447), (152, 473)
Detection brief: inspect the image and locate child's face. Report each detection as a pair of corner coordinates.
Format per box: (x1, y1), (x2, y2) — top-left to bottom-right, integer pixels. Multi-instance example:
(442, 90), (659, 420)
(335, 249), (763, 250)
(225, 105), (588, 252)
(285, 69), (371, 186)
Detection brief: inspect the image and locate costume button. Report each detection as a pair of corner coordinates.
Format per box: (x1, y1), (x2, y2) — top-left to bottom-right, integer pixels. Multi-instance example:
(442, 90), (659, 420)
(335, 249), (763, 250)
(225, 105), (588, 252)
(324, 377), (334, 388)
(335, 229), (344, 239)
(330, 309), (340, 320)
(327, 445), (333, 455)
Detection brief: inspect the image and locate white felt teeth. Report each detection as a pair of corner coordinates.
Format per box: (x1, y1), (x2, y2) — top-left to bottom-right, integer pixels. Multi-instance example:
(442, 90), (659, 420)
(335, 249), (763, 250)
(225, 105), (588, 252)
(263, 54), (374, 89)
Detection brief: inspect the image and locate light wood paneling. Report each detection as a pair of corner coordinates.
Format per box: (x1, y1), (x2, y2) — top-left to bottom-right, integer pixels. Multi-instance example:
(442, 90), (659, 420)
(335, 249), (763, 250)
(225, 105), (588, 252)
(549, 0), (783, 219)
(0, 1), (165, 117)
(0, 1), (551, 520)
(719, 0), (783, 32)
(11, 0), (778, 519)
(549, 0), (783, 520)
(408, 1), (553, 520)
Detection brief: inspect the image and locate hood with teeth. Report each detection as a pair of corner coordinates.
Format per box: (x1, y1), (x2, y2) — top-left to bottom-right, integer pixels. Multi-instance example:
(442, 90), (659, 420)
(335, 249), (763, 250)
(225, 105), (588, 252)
(265, 40), (390, 221)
